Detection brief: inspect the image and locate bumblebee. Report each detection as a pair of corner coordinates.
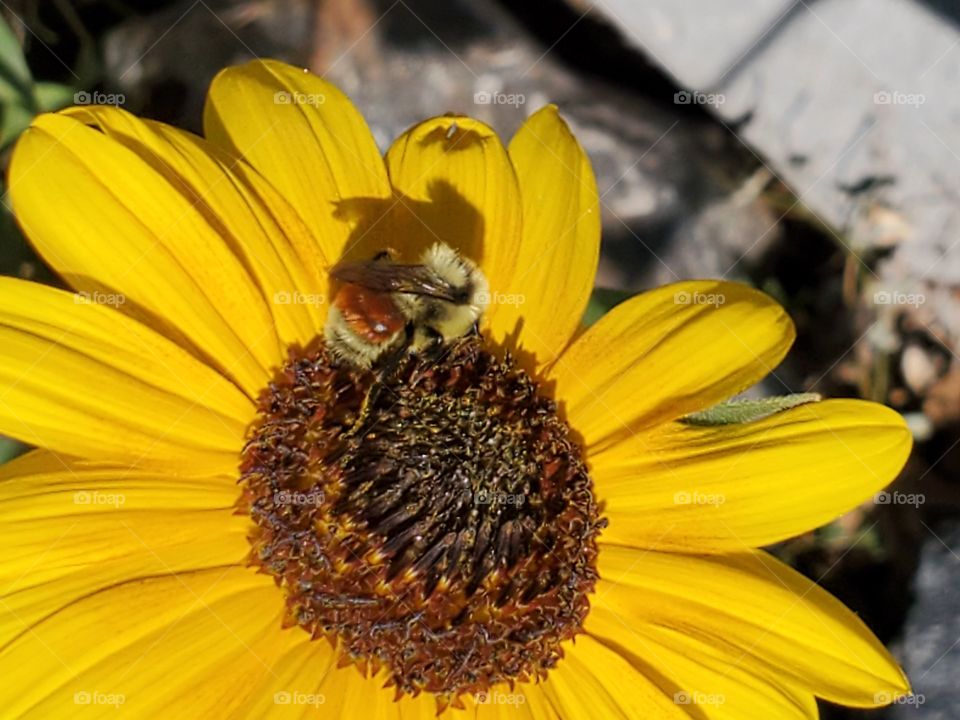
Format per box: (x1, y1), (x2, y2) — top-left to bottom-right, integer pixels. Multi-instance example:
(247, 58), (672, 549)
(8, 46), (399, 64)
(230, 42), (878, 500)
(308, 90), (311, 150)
(325, 242), (489, 370)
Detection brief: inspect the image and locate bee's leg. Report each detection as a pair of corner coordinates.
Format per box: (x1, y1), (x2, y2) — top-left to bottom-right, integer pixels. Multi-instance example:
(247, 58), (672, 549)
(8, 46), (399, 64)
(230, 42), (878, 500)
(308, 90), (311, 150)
(346, 383), (381, 439)
(407, 327), (448, 384)
(346, 372), (387, 439)
(423, 326), (447, 357)
(346, 330), (411, 438)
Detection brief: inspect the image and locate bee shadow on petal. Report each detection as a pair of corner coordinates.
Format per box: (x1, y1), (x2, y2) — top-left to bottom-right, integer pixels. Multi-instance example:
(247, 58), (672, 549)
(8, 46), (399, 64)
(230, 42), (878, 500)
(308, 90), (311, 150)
(332, 180), (485, 268)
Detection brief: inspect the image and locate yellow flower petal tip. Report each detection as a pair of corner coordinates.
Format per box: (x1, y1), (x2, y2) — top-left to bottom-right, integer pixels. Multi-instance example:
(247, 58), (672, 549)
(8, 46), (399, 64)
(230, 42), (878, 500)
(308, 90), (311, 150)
(495, 102), (600, 373)
(0, 57), (914, 718)
(553, 279), (796, 448)
(594, 397), (913, 552)
(385, 112), (522, 289)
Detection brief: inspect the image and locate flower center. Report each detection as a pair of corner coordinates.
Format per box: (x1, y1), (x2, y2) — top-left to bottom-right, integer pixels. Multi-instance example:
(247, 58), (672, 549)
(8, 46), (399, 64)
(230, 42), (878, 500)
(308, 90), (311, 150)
(240, 335), (604, 707)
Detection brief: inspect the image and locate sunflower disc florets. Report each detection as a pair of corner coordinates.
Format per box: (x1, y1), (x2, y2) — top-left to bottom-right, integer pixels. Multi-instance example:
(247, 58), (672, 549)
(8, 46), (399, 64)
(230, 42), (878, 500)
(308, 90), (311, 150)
(240, 335), (605, 707)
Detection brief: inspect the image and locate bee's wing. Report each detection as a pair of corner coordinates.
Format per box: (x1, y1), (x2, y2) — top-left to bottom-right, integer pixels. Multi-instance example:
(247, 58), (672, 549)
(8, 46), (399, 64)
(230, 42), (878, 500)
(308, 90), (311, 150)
(331, 261), (463, 302)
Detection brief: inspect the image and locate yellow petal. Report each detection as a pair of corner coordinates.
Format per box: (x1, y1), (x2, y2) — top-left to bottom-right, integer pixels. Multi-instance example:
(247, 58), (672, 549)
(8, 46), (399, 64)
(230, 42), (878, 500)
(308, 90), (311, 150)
(595, 545), (910, 707)
(293, 656), (549, 719)
(550, 280), (795, 450)
(0, 566), (311, 718)
(64, 104), (330, 350)
(586, 609), (818, 719)
(227, 639), (333, 719)
(0, 279), (251, 471)
(593, 399), (912, 552)
(505, 684), (558, 720)
(384, 115), (522, 301)
(9, 111), (281, 398)
(319, 665), (438, 720)
(541, 634), (691, 718)
(0, 454), (279, 720)
(0, 450), (247, 651)
(203, 59), (391, 264)
(141, 595), (325, 720)
(313, 664), (539, 719)
(489, 105), (600, 372)
(458, 681), (542, 719)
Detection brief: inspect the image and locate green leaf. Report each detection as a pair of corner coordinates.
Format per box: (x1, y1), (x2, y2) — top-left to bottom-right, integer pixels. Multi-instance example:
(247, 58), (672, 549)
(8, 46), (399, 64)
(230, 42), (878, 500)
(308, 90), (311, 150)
(0, 14), (37, 148)
(584, 287), (632, 326)
(0, 436), (25, 465)
(681, 393), (822, 426)
(0, 14), (32, 97)
(0, 101), (33, 147)
(0, 180), (50, 281)
(33, 81), (76, 112)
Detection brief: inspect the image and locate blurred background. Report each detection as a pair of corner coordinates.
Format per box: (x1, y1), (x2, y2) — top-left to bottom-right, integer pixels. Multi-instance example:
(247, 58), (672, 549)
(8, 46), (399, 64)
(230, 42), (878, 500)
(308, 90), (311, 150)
(0, 1), (958, 717)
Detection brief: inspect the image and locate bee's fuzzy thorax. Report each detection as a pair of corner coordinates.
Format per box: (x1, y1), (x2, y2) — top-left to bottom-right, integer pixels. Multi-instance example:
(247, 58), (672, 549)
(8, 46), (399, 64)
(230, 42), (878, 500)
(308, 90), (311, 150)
(420, 242), (489, 321)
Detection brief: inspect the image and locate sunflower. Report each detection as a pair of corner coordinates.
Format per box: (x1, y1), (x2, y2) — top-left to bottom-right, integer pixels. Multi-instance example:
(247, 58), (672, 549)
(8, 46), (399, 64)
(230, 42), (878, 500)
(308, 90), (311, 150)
(0, 58), (912, 719)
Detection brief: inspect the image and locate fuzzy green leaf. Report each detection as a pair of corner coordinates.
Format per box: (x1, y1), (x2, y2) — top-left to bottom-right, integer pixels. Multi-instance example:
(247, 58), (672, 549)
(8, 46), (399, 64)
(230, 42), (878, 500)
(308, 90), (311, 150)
(681, 393), (822, 426)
